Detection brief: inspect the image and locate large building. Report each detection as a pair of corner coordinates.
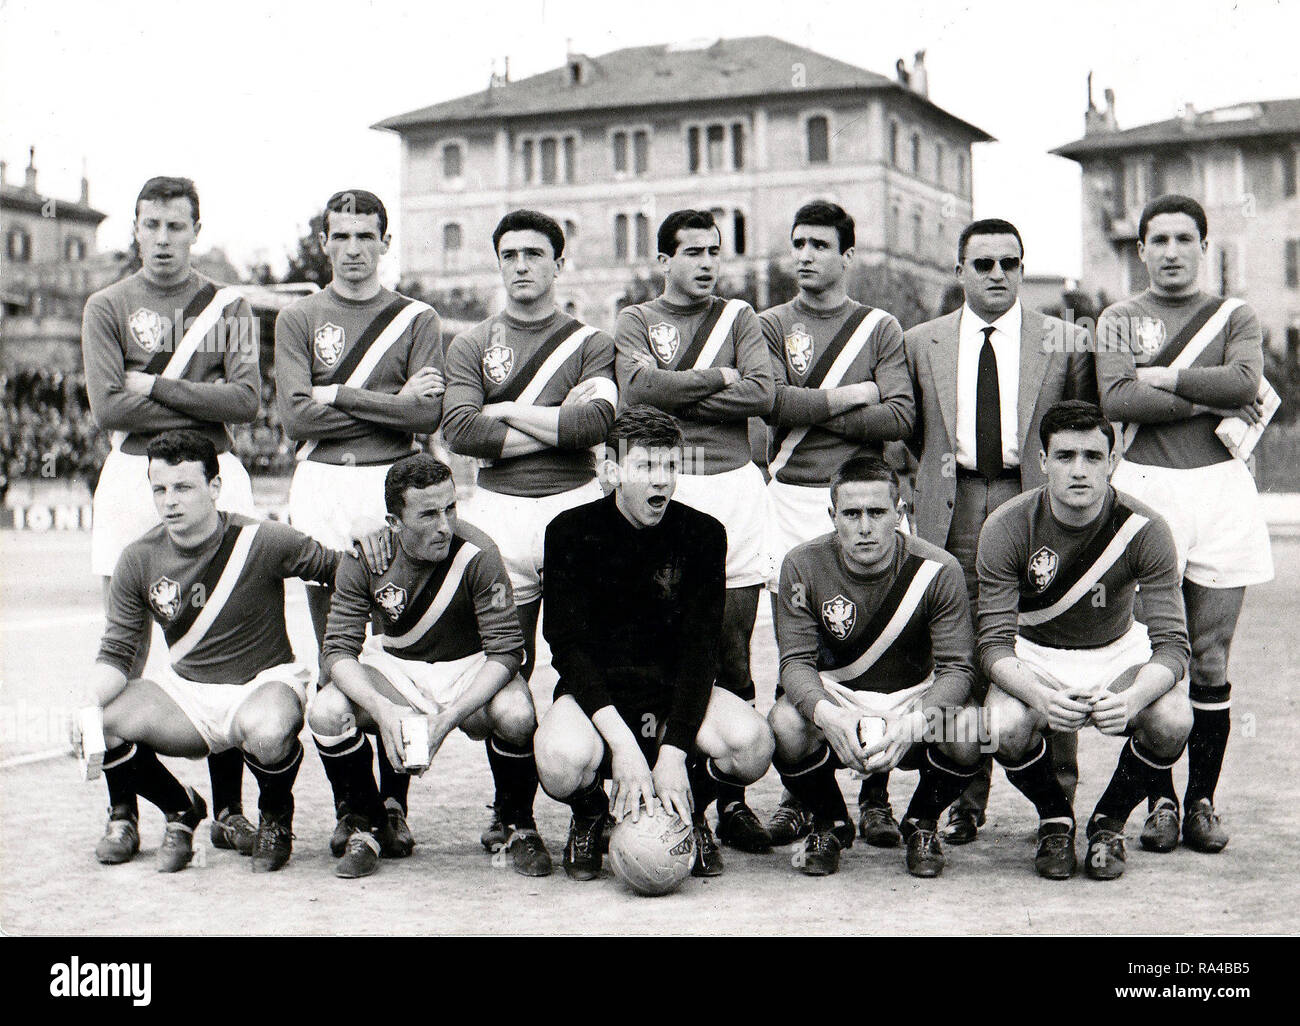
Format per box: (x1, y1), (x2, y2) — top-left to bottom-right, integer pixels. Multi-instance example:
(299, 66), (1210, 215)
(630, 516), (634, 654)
(374, 36), (991, 324)
(1053, 88), (1300, 355)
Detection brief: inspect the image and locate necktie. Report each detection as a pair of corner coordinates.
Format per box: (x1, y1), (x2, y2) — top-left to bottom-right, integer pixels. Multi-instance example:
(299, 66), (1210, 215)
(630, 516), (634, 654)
(975, 325), (1002, 479)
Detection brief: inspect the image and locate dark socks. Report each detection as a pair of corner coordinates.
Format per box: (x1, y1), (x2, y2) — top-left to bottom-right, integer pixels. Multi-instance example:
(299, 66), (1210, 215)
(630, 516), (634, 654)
(904, 747), (982, 826)
(707, 758), (750, 817)
(486, 735), (539, 826)
(688, 756), (718, 823)
(997, 736), (1074, 823)
(776, 745), (848, 828)
(126, 744), (191, 816)
(567, 778), (608, 821)
(103, 743), (139, 815)
(858, 772), (890, 808)
(207, 747), (245, 819)
(1093, 737), (1183, 829)
(313, 730), (384, 829)
(378, 740), (411, 814)
(246, 740), (303, 815)
(1187, 682), (1231, 806)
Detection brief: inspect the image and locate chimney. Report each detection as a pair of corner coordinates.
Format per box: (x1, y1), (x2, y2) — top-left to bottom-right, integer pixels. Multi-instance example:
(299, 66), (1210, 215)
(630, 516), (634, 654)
(24, 145), (37, 191)
(1181, 101), (1197, 128)
(911, 50), (928, 97)
(80, 156), (89, 205)
(0, 160), (7, 187)
(895, 58), (910, 87)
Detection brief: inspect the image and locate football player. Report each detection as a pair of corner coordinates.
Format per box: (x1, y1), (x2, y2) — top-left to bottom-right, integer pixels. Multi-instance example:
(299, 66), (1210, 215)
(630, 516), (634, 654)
(614, 210), (775, 857)
(771, 455), (984, 877)
(440, 209), (616, 851)
(1096, 194), (1273, 854)
(78, 431), (343, 873)
(978, 401), (1192, 879)
(535, 406), (774, 880)
(275, 188), (444, 856)
(760, 200), (915, 848)
(310, 454), (549, 878)
(82, 176), (261, 860)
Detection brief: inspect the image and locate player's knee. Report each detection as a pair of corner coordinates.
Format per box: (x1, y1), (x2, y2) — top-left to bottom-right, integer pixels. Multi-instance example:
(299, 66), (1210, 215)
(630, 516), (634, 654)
(1140, 693), (1194, 757)
(940, 706), (987, 766)
(307, 685), (354, 737)
(241, 718), (299, 766)
(722, 710), (774, 781)
(488, 679), (536, 745)
(768, 697), (815, 760)
(534, 723), (598, 797)
(986, 691), (1036, 758)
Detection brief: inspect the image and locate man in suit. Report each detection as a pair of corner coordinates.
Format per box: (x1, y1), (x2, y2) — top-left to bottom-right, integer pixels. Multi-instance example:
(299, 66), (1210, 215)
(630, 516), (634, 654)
(904, 218), (1097, 843)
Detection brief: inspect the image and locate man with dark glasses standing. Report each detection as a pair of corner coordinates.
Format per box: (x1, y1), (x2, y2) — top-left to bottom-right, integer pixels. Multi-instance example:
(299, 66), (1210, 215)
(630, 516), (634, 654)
(902, 218), (1097, 844)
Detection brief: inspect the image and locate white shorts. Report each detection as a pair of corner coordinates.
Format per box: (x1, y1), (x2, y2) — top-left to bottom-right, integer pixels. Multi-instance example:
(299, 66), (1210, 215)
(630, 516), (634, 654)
(460, 479), (603, 604)
(765, 480), (832, 589)
(358, 640), (489, 715)
(152, 661), (313, 755)
(1112, 458), (1273, 589)
(822, 676), (932, 719)
(288, 460), (391, 553)
(1014, 622), (1153, 698)
(673, 462), (770, 588)
(92, 449), (257, 577)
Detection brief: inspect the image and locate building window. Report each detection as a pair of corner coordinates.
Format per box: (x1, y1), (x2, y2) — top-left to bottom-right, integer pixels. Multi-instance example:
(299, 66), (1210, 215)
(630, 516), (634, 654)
(521, 133), (576, 185)
(563, 219), (578, 254)
(806, 115), (829, 164)
(687, 126), (701, 173)
(935, 141), (945, 186)
(612, 128), (649, 176)
(1287, 325), (1300, 361)
(613, 131), (628, 173)
(634, 214), (649, 259)
(613, 213), (649, 262)
(1284, 149), (1297, 198)
(889, 121), (900, 167)
(65, 236), (86, 261)
(614, 214), (628, 261)
(521, 140), (534, 184)
(890, 202), (902, 250)
(686, 121), (743, 174)
(7, 228), (31, 263)
(563, 136), (576, 182)
(911, 133), (921, 175)
(912, 210), (923, 255)
(633, 130), (649, 175)
(1286, 239), (1300, 288)
(443, 223), (462, 269)
(541, 138), (558, 184)
(706, 125), (726, 172)
(731, 122), (745, 171)
(1204, 151), (1240, 205)
(733, 210), (747, 255)
(441, 142), (463, 180)
(956, 153), (967, 195)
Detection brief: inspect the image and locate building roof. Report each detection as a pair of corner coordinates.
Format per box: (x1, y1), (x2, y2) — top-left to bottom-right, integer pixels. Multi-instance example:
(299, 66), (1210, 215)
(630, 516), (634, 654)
(374, 35), (993, 142)
(0, 183), (107, 224)
(1052, 97), (1300, 159)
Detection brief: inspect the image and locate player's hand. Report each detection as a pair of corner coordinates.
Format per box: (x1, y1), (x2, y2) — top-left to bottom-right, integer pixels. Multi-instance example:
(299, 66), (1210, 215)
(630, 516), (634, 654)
(1223, 396), (1267, 426)
(651, 746), (693, 824)
(424, 711), (457, 765)
(399, 366), (445, 398)
(1135, 366), (1178, 391)
(1045, 687), (1094, 733)
(608, 745), (656, 823)
(813, 700), (869, 773)
(718, 366), (741, 387)
(628, 348), (654, 369)
(861, 709), (926, 775)
(479, 401), (514, 420)
(124, 371), (155, 395)
(562, 379), (601, 406)
(374, 703), (409, 773)
(1089, 691), (1132, 736)
(840, 380), (881, 407)
(352, 524), (394, 574)
(312, 384), (340, 405)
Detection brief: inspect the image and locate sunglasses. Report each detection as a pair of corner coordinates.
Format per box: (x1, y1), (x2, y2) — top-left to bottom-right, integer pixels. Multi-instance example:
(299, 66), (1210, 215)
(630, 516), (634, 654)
(970, 256), (1021, 274)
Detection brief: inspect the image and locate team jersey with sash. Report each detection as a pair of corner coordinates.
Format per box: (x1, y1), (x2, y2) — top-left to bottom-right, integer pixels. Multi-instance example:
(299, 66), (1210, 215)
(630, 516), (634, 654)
(976, 485), (1189, 680)
(82, 270), (260, 456)
(776, 531), (974, 720)
(274, 285), (443, 467)
(440, 310), (616, 497)
(615, 295), (774, 475)
(97, 513), (340, 685)
(1097, 289), (1263, 469)
(321, 521), (524, 676)
(761, 297), (913, 485)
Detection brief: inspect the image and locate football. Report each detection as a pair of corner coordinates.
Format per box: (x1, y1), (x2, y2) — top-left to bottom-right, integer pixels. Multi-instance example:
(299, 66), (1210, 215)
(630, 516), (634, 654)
(608, 801), (696, 896)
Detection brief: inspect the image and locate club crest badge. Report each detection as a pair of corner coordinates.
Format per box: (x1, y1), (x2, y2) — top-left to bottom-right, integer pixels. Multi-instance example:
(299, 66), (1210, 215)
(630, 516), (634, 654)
(785, 326), (814, 376)
(314, 322), (346, 368)
(483, 345), (514, 385)
(822, 594), (857, 640)
(148, 576), (183, 622)
(1028, 546), (1059, 592)
(647, 322), (680, 364)
(1133, 317), (1167, 359)
(375, 583), (408, 622)
(128, 308), (167, 354)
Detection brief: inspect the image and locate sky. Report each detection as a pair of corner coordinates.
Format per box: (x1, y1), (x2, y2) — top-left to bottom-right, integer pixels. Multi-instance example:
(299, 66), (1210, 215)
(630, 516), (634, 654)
(2, 0), (1298, 282)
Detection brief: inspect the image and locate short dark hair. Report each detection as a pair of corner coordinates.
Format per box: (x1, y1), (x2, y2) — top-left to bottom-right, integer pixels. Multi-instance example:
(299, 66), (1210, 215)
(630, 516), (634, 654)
(792, 201), (855, 253)
(830, 455), (899, 507)
(135, 176), (200, 224)
(1138, 194), (1208, 243)
(1038, 400), (1116, 453)
(492, 209), (565, 258)
(957, 218), (1024, 263)
(657, 209), (719, 256)
(322, 189), (388, 237)
(146, 430), (219, 482)
(604, 404), (684, 457)
(384, 454), (453, 517)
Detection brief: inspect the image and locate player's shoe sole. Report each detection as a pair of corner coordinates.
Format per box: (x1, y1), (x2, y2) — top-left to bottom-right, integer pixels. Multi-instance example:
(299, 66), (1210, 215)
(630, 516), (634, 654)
(335, 826), (381, 879)
(157, 788), (207, 874)
(94, 806), (139, 865)
(1183, 798), (1229, 853)
(1139, 798), (1180, 853)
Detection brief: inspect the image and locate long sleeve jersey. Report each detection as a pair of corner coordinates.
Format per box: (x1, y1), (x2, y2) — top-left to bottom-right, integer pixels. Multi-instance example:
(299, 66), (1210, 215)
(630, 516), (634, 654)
(274, 285), (443, 466)
(760, 296), (914, 485)
(542, 493), (726, 752)
(1096, 289), (1262, 469)
(82, 270), (260, 455)
(776, 531), (975, 721)
(321, 521), (524, 677)
(976, 485), (1190, 681)
(615, 295), (774, 475)
(440, 310), (616, 497)
(98, 513), (340, 684)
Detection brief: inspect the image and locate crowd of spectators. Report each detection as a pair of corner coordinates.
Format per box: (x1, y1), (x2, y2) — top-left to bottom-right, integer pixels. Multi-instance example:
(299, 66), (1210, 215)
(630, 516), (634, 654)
(1, 369), (109, 500)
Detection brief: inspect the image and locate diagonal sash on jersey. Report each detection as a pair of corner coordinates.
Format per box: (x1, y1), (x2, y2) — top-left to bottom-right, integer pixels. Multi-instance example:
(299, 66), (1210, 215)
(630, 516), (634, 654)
(1017, 509), (1149, 627)
(769, 307), (886, 479)
(1120, 297), (1243, 452)
(380, 541), (482, 651)
(820, 554), (943, 685)
(114, 284), (245, 449)
(382, 537), (465, 637)
(165, 522), (260, 663)
(672, 297), (746, 371)
(494, 319), (597, 405)
(296, 298), (432, 462)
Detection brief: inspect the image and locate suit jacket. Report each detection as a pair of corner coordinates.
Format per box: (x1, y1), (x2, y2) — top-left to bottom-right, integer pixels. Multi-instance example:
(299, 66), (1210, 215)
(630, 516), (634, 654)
(903, 306), (1097, 547)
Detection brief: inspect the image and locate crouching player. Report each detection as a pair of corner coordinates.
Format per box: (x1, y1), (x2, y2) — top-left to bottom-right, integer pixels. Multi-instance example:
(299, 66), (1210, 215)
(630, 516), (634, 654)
(310, 454), (550, 879)
(770, 455), (985, 877)
(79, 431), (341, 873)
(535, 406), (774, 881)
(978, 401), (1192, 880)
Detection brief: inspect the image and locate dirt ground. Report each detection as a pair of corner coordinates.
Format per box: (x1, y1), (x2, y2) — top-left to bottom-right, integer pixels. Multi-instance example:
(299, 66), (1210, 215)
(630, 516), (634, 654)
(2, 530), (1298, 936)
